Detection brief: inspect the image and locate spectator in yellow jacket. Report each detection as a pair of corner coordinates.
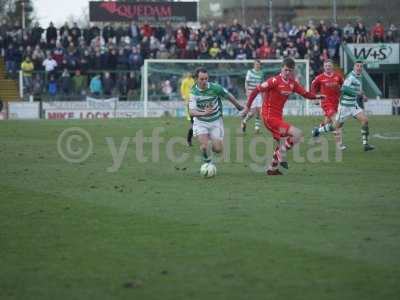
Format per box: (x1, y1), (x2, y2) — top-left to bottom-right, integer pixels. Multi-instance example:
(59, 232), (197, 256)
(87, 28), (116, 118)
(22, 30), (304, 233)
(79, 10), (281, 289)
(21, 56), (34, 94)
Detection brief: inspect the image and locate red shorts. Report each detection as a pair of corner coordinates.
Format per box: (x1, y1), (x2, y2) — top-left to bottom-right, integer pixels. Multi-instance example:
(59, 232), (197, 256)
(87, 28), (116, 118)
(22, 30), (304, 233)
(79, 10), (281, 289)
(262, 116), (291, 140)
(321, 101), (338, 118)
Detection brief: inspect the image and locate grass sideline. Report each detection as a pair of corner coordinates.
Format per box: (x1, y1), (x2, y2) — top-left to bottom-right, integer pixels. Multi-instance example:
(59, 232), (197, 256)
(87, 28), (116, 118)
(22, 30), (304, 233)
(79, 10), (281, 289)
(1, 116), (400, 300)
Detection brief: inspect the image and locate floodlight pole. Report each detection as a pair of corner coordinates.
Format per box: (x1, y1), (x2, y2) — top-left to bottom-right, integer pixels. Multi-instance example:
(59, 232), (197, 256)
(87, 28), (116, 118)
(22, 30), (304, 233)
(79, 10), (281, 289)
(333, 0), (337, 24)
(241, 0), (246, 25)
(269, 0), (273, 27)
(21, 1), (26, 30)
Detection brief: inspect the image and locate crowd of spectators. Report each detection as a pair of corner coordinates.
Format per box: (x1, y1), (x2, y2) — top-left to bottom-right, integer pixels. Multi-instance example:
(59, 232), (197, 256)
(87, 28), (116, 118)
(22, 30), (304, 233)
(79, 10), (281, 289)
(0, 18), (398, 100)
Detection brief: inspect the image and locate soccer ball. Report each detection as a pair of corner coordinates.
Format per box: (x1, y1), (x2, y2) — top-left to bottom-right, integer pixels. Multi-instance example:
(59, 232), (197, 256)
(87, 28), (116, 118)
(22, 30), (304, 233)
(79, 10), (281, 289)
(200, 163), (217, 178)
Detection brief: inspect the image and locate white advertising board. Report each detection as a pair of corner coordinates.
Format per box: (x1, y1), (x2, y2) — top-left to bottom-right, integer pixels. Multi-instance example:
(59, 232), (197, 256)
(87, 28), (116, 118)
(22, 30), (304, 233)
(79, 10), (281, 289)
(364, 99), (393, 115)
(347, 44), (399, 65)
(8, 102), (39, 119)
(5, 99), (391, 121)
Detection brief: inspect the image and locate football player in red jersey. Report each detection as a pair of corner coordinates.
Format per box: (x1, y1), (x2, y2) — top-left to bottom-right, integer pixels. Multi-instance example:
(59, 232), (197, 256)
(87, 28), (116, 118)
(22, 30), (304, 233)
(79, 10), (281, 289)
(311, 60), (344, 148)
(242, 58), (325, 175)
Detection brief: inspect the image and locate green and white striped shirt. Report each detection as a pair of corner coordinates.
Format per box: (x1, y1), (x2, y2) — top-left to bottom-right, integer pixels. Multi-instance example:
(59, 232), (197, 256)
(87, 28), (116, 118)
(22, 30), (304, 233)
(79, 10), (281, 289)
(245, 69), (263, 92)
(189, 82), (229, 122)
(340, 71), (362, 107)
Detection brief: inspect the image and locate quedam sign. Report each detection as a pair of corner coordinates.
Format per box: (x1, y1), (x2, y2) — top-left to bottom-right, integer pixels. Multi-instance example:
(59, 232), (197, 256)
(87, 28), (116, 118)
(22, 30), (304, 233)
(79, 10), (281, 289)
(89, 1), (198, 23)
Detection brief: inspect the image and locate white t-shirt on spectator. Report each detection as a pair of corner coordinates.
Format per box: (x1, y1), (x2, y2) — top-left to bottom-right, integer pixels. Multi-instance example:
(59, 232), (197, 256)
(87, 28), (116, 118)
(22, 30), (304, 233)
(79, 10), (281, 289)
(42, 58), (58, 72)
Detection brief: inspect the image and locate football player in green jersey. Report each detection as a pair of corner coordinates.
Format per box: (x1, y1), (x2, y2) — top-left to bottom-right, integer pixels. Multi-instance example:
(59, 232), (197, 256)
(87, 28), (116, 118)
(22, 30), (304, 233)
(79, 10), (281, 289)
(241, 60), (264, 134)
(189, 67), (244, 165)
(312, 61), (374, 151)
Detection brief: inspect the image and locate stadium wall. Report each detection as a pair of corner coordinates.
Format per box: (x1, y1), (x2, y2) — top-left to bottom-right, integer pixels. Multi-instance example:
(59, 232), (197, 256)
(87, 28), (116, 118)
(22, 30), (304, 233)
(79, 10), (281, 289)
(4, 100), (396, 120)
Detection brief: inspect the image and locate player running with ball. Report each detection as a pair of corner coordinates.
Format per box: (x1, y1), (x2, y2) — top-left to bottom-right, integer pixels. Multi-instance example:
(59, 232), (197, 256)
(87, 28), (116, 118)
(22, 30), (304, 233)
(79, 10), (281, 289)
(242, 58), (324, 175)
(311, 60), (345, 149)
(189, 67), (243, 167)
(312, 61), (374, 151)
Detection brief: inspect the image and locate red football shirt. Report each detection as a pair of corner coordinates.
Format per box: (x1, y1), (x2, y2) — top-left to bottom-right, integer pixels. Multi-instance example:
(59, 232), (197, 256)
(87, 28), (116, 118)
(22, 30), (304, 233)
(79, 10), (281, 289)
(311, 72), (343, 106)
(247, 74), (317, 119)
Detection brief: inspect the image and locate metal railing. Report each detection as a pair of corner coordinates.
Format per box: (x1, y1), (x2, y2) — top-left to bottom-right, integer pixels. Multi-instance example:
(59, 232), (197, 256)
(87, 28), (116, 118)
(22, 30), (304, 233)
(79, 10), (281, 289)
(19, 70), (142, 102)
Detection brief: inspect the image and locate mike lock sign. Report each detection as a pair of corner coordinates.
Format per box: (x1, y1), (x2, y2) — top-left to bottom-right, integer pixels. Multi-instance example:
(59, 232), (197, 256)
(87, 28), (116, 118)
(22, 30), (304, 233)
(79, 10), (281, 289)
(348, 43), (399, 65)
(89, 1), (198, 23)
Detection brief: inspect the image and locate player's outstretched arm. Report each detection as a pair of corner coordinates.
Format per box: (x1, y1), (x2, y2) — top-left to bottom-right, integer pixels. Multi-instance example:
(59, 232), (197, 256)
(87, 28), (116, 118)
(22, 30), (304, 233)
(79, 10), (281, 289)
(226, 93), (244, 111)
(246, 87), (260, 109)
(294, 81), (324, 100)
(311, 76), (320, 95)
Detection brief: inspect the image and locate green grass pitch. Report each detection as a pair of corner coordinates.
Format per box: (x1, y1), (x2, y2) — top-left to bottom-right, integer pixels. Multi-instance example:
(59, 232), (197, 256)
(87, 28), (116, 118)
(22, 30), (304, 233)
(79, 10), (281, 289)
(1, 116), (400, 300)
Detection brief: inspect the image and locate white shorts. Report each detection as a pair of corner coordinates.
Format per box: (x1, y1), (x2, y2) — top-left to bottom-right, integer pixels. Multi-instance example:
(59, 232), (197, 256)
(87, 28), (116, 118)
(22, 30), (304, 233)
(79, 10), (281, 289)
(193, 118), (224, 141)
(250, 94), (262, 109)
(336, 104), (363, 124)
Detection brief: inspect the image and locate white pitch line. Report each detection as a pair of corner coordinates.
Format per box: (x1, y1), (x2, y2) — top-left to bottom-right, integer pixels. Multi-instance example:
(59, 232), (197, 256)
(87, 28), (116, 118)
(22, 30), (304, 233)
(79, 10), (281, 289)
(373, 133), (400, 140)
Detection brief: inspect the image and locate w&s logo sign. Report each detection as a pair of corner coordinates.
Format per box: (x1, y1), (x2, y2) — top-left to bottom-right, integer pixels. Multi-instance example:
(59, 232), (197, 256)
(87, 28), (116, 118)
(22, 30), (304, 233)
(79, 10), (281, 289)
(349, 44), (399, 64)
